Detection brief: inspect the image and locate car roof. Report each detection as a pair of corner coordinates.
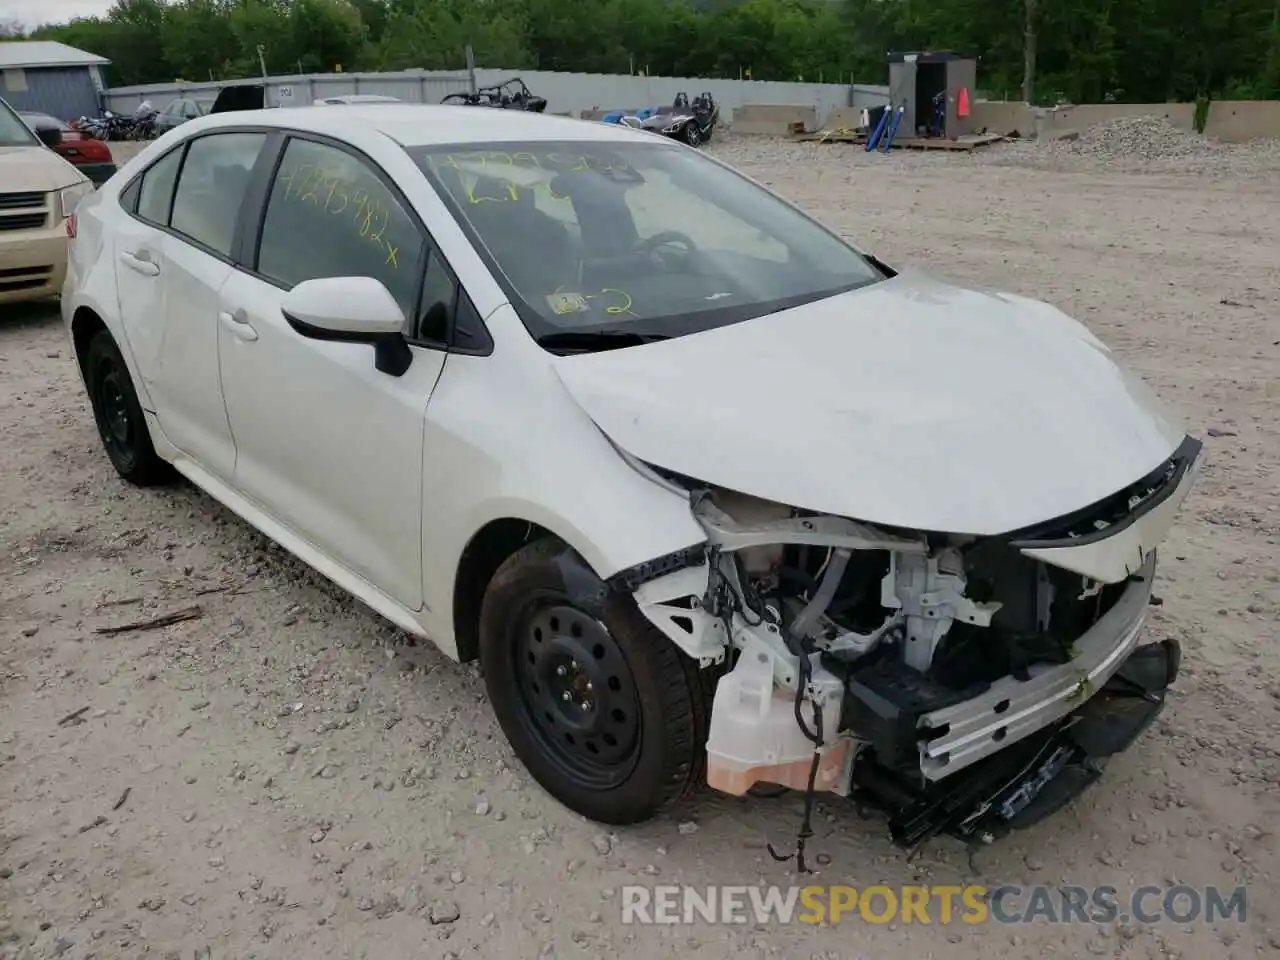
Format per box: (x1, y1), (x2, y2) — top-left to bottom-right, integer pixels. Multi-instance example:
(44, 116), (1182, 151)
(191, 103), (661, 147)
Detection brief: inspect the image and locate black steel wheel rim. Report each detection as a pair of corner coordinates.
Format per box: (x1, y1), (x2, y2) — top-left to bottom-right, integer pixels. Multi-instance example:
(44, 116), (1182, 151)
(511, 599), (642, 790)
(94, 360), (135, 466)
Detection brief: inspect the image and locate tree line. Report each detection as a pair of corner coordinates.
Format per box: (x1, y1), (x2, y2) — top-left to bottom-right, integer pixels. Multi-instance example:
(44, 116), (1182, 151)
(4, 0), (1279, 104)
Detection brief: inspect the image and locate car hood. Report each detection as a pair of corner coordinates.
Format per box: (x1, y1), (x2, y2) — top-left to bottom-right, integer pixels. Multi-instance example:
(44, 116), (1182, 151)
(551, 272), (1188, 535)
(0, 145), (83, 190)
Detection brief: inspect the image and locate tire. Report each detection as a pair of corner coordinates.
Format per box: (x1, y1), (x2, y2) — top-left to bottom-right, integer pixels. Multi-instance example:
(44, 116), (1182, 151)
(84, 330), (172, 486)
(479, 538), (713, 825)
(683, 122), (702, 147)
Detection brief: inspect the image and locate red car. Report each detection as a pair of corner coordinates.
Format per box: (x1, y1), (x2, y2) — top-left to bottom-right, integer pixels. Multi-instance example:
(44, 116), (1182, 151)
(19, 112), (116, 186)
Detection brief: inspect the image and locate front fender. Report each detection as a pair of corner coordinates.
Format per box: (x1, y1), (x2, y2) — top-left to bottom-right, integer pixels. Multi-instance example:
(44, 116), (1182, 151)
(418, 309), (708, 652)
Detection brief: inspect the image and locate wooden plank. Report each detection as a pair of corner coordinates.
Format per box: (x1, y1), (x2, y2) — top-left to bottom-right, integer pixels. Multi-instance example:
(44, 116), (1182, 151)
(794, 132), (1003, 150)
(891, 133), (1004, 151)
(793, 127), (866, 144)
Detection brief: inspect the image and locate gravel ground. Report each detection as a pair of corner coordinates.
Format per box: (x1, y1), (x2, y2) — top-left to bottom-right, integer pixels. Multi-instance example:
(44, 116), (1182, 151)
(1, 130), (1278, 959)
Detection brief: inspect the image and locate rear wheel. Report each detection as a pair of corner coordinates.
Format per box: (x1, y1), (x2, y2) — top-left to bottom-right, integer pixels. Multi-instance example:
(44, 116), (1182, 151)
(479, 539), (712, 824)
(84, 330), (171, 486)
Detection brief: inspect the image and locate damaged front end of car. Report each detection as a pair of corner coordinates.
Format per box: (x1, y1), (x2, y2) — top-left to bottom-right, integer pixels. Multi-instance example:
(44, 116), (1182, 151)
(612, 435), (1203, 853)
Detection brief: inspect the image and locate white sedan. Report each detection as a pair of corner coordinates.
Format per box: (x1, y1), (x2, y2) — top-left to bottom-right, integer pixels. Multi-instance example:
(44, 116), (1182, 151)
(62, 104), (1201, 845)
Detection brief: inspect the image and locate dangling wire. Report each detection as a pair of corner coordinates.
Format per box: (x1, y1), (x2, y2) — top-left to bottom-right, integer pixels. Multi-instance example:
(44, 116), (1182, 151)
(768, 639), (826, 874)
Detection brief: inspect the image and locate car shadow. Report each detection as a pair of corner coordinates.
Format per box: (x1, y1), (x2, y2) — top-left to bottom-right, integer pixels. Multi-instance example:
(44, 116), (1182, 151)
(0, 299), (64, 335)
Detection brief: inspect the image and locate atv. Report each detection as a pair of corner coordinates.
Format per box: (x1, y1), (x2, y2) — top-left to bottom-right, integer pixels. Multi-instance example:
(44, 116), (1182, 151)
(442, 77), (547, 113)
(638, 91), (719, 147)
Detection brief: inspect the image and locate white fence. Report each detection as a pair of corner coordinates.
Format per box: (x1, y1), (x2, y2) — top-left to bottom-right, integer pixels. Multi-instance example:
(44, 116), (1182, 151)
(102, 68), (889, 126)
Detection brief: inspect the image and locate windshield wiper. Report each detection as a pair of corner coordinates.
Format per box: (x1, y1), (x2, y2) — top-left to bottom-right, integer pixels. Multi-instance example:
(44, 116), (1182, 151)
(535, 329), (669, 353)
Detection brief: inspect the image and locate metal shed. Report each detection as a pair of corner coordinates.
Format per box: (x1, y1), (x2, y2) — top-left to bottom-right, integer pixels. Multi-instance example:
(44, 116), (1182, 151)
(887, 51), (977, 140)
(0, 42), (109, 122)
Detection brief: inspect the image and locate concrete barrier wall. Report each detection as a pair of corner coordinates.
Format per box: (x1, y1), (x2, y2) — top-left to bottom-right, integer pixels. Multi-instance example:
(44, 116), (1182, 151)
(1204, 100), (1280, 141)
(104, 69), (890, 126)
(970, 101), (1196, 138)
(731, 103), (817, 135)
(101, 70), (1280, 143)
(969, 101), (1035, 136)
(971, 99), (1280, 143)
(1041, 102), (1197, 135)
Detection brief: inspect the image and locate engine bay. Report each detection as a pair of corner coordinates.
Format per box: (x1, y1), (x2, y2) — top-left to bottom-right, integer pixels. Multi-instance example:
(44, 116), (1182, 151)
(618, 443), (1200, 852)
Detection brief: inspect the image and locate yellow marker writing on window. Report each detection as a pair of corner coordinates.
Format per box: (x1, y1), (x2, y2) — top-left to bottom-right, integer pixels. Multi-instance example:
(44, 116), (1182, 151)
(275, 166), (404, 269)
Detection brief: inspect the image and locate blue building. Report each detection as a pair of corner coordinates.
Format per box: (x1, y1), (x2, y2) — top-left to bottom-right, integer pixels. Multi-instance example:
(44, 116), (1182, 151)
(0, 42), (109, 121)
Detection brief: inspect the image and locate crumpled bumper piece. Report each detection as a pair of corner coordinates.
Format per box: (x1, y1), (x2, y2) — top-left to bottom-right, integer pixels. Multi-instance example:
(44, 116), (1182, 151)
(1015, 435), (1203, 584)
(852, 635), (1180, 848)
(917, 552), (1157, 780)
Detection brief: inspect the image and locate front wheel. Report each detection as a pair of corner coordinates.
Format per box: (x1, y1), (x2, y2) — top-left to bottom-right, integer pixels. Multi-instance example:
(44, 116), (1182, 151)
(479, 539), (712, 824)
(683, 122), (702, 147)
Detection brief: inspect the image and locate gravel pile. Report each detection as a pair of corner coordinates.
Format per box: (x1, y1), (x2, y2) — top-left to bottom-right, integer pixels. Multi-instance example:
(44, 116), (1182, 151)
(1060, 115), (1222, 163)
(982, 115), (1280, 176)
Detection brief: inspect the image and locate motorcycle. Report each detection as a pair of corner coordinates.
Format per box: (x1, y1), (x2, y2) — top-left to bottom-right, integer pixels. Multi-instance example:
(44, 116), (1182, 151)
(74, 101), (159, 142)
(127, 100), (158, 140)
(74, 115), (108, 140)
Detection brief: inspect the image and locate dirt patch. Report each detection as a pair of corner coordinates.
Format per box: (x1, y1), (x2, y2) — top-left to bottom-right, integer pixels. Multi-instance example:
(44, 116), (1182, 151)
(0, 139), (1277, 960)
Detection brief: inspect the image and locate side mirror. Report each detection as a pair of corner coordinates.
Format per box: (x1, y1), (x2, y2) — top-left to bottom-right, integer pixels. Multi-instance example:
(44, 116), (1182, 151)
(37, 126), (63, 148)
(281, 276), (412, 376)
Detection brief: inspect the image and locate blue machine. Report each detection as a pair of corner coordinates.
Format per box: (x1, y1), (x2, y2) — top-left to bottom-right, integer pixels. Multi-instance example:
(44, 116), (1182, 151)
(864, 107), (892, 151)
(879, 106), (906, 152)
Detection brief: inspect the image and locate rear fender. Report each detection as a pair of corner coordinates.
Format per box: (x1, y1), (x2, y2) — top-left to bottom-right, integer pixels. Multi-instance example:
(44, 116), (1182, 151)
(64, 194), (156, 412)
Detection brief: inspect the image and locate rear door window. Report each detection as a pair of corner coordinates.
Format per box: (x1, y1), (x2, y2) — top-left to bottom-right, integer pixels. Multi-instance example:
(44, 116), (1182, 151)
(170, 132), (266, 257)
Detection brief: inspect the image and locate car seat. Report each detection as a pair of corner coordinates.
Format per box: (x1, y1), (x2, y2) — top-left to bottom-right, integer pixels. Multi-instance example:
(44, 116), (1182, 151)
(462, 175), (578, 294)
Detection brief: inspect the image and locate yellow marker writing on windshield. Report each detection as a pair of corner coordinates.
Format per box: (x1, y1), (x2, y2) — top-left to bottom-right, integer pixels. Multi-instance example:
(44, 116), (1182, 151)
(599, 288), (634, 315)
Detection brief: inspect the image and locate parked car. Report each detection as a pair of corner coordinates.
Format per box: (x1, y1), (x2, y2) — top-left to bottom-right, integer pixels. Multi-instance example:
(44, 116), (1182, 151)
(154, 97), (213, 134)
(312, 94), (402, 105)
(209, 83), (267, 113)
(62, 105), (1200, 847)
(19, 112), (117, 185)
(0, 96), (93, 306)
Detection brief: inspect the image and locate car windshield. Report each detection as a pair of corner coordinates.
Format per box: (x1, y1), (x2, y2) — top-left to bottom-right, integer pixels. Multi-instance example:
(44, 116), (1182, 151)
(409, 139), (882, 344)
(0, 98), (39, 147)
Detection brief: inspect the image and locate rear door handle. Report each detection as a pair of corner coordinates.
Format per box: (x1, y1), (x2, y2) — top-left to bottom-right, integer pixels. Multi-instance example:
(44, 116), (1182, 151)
(119, 250), (159, 277)
(219, 309), (258, 342)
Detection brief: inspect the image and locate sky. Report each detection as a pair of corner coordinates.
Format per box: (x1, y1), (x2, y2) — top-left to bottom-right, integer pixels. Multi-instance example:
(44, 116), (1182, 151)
(6, 0), (115, 30)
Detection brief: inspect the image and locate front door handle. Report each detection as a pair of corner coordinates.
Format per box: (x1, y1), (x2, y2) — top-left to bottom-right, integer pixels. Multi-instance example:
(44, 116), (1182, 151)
(119, 250), (160, 277)
(219, 309), (259, 342)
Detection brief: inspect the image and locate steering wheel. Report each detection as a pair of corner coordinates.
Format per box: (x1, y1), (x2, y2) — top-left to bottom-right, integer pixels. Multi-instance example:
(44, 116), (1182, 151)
(638, 230), (698, 253)
(636, 231), (698, 269)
